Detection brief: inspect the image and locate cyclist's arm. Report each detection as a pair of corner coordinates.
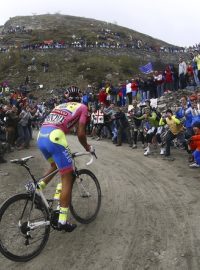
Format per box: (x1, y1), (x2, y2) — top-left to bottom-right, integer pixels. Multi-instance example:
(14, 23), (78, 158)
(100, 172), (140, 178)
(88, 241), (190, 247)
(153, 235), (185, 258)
(77, 122), (90, 151)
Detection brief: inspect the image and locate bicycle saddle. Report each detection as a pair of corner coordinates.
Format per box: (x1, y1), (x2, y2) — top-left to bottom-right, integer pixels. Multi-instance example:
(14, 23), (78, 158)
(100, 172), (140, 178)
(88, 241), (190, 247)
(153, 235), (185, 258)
(10, 156), (34, 165)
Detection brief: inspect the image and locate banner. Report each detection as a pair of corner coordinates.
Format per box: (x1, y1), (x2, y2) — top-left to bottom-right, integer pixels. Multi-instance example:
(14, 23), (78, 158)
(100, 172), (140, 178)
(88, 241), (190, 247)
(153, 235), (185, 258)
(139, 62), (153, 74)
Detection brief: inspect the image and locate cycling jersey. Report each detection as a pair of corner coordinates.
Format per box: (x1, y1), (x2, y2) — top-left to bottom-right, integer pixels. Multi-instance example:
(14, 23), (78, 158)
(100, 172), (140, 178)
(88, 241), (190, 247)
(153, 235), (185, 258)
(37, 102), (88, 174)
(42, 102), (88, 134)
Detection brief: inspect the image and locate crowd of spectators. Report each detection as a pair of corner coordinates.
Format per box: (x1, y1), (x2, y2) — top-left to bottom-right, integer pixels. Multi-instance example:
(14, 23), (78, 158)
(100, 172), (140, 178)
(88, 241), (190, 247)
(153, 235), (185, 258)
(1, 25), (32, 35)
(84, 53), (200, 108)
(0, 90), (48, 166)
(0, 25), (191, 54)
(81, 55), (200, 166)
(1, 24), (199, 56)
(0, 78), (200, 175)
(0, 40), (186, 54)
(85, 89), (200, 167)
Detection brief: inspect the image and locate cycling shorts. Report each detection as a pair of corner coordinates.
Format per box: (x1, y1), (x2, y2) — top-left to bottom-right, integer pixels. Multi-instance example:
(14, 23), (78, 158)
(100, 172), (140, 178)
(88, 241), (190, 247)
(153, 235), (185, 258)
(37, 126), (73, 175)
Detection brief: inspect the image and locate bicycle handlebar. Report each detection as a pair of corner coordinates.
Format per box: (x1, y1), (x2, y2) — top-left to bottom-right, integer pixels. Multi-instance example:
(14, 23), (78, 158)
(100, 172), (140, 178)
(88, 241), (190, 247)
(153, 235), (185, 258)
(72, 152), (97, 166)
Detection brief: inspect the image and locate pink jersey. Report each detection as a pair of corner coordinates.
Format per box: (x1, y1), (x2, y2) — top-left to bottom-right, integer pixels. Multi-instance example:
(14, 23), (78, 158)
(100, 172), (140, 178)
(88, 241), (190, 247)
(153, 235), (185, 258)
(42, 102), (88, 134)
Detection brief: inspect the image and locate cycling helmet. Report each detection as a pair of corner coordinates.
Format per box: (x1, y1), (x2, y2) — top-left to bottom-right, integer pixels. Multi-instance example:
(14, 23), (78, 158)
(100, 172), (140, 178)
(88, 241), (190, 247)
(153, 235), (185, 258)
(65, 86), (82, 102)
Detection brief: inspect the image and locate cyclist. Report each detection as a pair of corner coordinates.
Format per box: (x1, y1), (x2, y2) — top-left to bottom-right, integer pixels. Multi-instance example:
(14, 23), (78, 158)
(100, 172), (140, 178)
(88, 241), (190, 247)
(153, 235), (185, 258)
(37, 86), (93, 232)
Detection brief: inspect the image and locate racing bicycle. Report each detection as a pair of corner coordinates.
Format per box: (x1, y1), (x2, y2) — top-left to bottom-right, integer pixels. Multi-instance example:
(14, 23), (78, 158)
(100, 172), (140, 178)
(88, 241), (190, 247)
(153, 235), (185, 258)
(0, 152), (101, 262)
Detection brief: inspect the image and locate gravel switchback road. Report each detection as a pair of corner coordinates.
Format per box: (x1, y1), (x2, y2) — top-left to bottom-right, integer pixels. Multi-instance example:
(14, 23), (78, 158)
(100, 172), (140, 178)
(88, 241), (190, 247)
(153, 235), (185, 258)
(1, 135), (200, 270)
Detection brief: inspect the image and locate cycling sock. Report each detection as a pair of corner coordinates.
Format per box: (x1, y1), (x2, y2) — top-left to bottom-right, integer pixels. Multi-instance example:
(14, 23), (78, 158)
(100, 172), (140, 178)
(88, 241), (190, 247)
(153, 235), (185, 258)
(58, 207), (69, 225)
(37, 180), (46, 190)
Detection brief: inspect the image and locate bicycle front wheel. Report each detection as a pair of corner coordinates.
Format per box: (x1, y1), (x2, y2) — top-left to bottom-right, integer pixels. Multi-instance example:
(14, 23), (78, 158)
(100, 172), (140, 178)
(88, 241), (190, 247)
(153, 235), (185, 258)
(70, 169), (101, 224)
(0, 193), (50, 262)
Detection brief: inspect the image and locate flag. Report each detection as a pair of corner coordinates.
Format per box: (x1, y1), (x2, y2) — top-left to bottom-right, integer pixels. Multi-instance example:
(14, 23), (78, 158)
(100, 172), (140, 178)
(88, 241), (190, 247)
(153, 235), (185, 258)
(139, 62), (153, 74)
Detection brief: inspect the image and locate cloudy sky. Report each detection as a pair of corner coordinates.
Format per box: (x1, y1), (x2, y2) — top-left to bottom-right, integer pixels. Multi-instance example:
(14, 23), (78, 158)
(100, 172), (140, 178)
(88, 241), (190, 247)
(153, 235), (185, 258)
(1, 0), (199, 47)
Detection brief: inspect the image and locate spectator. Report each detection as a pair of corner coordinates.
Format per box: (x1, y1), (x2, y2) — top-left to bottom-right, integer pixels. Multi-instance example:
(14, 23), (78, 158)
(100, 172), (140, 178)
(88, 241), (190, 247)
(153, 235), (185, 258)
(126, 80), (132, 105)
(4, 105), (18, 150)
(128, 100), (145, 148)
(16, 105), (31, 149)
(159, 109), (184, 160)
(115, 107), (132, 147)
(194, 50), (200, 83)
(171, 65), (179, 92)
(96, 104), (113, 140)
(144, 76), (155, 99)
(164, 65), (173, 92)
(178, 57), (187, 89)
(135, 106), (159, 156)
(188, 121), (200, 168)
(90, 107), (98, 139)
(131, 78), (138, 101)
(191, 55), (200, 86)
(98, 88), (107, 106)
(154, 71), (164, 98)
(137, 75), (145, 103)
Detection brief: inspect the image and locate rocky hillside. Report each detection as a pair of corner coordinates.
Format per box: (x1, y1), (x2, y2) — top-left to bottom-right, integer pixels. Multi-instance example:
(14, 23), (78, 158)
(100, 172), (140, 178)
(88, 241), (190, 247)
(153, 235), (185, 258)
(0, 14), (187, 91)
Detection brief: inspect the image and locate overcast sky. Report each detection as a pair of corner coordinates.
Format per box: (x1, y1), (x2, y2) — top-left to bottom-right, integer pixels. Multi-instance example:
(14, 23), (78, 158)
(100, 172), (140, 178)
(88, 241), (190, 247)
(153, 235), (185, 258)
(1, 0), (199, 47)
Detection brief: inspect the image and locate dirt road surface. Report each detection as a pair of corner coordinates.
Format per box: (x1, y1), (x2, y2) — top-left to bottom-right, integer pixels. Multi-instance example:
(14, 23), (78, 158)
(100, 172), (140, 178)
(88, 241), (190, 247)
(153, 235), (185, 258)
(1, 134), (200, 270)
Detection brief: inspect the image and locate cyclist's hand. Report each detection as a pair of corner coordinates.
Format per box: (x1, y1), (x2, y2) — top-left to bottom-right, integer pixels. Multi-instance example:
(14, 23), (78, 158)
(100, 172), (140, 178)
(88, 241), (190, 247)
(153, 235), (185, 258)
(86, 144), (95, 152)
(86, 145), (97, 157)
(85, 144), (94, 152)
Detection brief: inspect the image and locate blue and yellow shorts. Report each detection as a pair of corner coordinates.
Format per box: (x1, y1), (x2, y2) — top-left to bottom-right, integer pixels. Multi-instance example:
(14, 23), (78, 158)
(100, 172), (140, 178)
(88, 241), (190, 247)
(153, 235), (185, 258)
(37, 126), (73, 174)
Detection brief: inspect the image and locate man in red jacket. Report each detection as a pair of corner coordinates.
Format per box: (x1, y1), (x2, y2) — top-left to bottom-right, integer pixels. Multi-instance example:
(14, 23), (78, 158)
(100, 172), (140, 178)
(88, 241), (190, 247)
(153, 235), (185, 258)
(164, 65), (173, 92)
(98, 88), (107, 105)
(131, 78), (138, 100)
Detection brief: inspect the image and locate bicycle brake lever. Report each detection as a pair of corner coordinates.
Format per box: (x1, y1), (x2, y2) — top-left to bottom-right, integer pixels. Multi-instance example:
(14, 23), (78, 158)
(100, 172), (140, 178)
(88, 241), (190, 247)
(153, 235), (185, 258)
(92, 152), (97, 159)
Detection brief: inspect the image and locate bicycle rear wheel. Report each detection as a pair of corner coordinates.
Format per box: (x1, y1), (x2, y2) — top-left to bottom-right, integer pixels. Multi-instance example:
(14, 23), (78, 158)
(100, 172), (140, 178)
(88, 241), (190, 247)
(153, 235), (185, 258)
(70, 169), (101, 224)
(0, 193), (50, 262)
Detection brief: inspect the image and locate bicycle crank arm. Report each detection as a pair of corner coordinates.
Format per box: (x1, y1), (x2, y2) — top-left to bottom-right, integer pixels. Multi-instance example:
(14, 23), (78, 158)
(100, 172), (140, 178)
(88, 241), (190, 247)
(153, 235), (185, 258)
(28, 220), (50, 229)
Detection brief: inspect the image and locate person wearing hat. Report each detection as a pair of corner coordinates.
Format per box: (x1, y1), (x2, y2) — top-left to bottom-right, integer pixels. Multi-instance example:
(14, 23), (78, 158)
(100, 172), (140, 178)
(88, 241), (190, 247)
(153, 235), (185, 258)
(159, 109), (184, 160)
(128, 100), (145, 149)
(188, 122), (200, 168)
(126, 79), (132, 106)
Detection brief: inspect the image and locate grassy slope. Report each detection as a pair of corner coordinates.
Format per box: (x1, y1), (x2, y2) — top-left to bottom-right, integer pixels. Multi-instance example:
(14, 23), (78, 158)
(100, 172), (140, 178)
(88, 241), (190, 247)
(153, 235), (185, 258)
(0, 14), (179, 90)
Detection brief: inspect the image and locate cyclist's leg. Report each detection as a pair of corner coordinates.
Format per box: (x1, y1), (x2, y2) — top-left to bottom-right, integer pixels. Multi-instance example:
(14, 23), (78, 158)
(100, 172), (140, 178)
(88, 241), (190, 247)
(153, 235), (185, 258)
(48, 129), (76, 231)
(37, 127), (58, 188)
